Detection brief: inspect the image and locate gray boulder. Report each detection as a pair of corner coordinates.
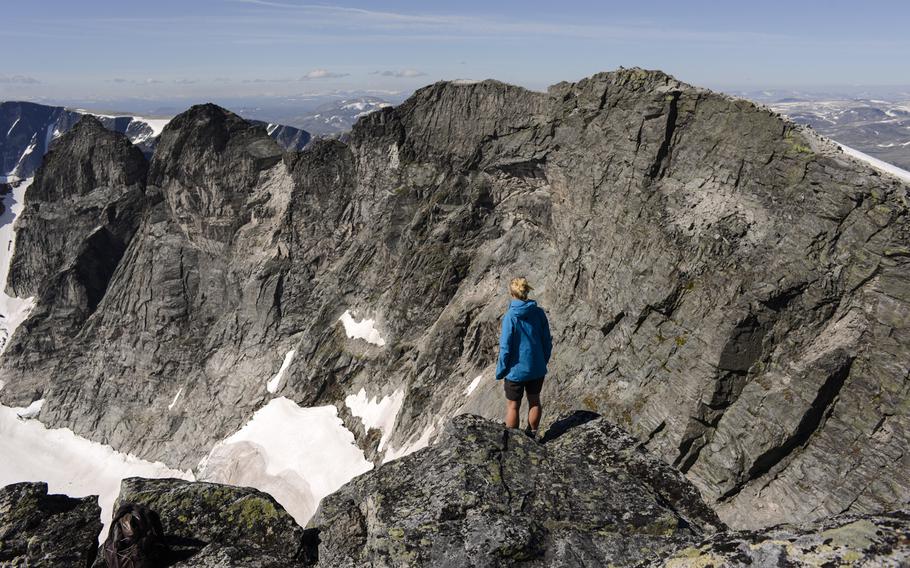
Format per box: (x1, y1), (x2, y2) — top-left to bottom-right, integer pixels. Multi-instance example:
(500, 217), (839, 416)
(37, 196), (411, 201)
(313, 413), (724, 567)
(0, 481), (101, 567)
(659, 510), (910, 567)
(100, 477), (313, 567)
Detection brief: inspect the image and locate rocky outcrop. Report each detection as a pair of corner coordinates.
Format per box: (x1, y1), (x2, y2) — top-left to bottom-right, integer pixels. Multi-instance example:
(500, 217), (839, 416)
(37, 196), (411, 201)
(661, 510), (910, 567)
(314, 413), (724, 567)
(95, 477), (313, 567)
(0, 481), (101, 567)
(1, 115), (147, 401)
(1, 68), (909, 531)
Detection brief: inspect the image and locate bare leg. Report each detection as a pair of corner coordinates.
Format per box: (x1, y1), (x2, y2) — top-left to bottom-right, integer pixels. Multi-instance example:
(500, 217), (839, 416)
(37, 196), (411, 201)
(505, 399), (521, 429)
(527, 393), (542, 432)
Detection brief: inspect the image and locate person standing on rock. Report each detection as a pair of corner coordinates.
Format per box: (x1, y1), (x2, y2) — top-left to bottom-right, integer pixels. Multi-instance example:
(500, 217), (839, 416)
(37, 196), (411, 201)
(495, 277), (552, 439)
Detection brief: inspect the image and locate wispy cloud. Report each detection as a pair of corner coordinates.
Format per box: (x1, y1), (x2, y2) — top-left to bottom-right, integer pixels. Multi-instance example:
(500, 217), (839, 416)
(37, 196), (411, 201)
(0, 74), (40, 84)
(109, 78), (164, 85)
(372, 69), (426, 78)
(301, 69), (349, 80)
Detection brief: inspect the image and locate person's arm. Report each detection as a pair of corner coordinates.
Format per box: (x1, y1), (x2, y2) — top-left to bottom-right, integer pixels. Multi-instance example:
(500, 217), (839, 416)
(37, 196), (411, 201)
(495, 315), (515, 380)
(541, 310), (553, 363)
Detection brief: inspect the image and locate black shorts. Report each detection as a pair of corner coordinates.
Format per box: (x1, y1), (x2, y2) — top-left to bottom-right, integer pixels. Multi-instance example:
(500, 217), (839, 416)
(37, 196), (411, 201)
(504, 377), (544, 402)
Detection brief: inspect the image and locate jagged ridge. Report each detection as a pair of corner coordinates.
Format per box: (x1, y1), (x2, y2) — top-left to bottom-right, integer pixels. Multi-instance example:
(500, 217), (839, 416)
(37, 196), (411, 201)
(1, 68), (908, 531)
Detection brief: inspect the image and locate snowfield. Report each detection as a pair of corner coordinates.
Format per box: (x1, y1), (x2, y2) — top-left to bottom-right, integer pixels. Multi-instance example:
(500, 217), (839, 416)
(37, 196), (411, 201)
(0, 402), (193, 540)
(0, 178), (35, 359)
(199, 397), (373, 526)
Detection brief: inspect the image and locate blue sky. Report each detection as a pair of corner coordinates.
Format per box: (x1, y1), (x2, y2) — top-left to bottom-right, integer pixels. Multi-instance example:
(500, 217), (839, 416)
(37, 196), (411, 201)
(3, 0), (909, 100)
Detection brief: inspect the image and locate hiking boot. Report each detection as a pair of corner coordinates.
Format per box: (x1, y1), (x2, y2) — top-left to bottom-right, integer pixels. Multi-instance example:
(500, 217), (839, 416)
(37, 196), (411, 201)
(524, 427), (538, 441)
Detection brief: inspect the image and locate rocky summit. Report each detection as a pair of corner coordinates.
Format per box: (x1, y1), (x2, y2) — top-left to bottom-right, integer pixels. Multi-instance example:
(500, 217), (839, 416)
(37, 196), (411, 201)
(1, 67), (909, 537)
(314, 412), (724, 567)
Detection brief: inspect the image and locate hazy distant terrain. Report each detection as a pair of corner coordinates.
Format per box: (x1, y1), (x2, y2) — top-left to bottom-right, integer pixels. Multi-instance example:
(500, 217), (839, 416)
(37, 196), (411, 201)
(38, 92), (407, 136)
(770, 99), (910, 170)
(733, 88), (910, 170)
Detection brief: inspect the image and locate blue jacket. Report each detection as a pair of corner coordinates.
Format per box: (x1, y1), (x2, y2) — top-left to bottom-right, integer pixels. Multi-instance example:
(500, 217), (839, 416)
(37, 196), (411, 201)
(495, 299), (552, 382)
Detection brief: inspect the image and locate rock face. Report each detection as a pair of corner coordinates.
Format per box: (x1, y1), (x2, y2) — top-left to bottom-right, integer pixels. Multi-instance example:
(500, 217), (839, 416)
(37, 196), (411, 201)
(0, 481), (101, 567)
(662, 510), (910, 567)
(250, 120), (312, 151)
(1, 68), (909, 530)
(314, 413), (724, 567)
(98, 477), (312, 567)
(1, 115), (148, 400)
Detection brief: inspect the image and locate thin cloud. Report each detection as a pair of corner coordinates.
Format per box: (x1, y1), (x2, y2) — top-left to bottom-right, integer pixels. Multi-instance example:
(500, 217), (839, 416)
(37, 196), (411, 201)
(372, 69), (426, 78)
(0, 74), (40, 84)
(301, 69), (349, 80)
(108, 77), (164, 85)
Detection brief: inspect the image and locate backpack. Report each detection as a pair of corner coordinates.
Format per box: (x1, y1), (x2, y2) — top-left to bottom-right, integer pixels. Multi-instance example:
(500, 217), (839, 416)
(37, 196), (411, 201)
(101, 503), (169, 568)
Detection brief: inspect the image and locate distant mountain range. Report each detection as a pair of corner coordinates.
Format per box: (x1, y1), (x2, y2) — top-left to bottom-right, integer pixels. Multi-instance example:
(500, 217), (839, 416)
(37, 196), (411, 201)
(0, 101), (165, 178)
(767, 99), (910, 170)
(292, 97), (392, 136)
(0, 101), (313, 179)
(726, 89), (910, 171)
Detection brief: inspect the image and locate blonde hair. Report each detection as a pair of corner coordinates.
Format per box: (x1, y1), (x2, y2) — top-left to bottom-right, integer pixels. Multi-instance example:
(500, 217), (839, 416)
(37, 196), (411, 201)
(509, 277), (533, 300)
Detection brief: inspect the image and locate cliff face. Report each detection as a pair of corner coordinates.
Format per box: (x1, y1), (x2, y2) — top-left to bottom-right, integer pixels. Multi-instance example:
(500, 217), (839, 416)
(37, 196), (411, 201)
(1, 69), (908, 530)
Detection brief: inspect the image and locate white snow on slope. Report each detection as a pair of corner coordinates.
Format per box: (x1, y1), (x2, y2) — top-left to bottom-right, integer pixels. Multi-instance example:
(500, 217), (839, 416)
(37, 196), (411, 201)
(0, 178), (35, 360)
(167, 387), (183, 411)
(345, 388), (404, 451)
(266, 349), (296, 393)
(141, 118), (170, 137)
(16, 398), (44, 419)
(11, 141), (37, 178)
(0, 403), (193, 540)
(382, 424), (436, 464)
(6, 117), (20, 137)
(74, 109), (171, 138)
(338, 309), (386, 346)
(839, 143), (910, 184)
(199, 397), (373, 526)
(464, 374), (483, 396)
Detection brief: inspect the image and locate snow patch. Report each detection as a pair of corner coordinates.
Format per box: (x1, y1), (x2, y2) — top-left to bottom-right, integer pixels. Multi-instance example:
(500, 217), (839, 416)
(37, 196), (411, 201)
(464, 374), (483, 396)
(266, 349), (296, 393)
(451, 79), (481, 85)
(345, 388), (404, 451)
(0, 178), (36, 357)
(167, 388), (183, 411)
(382, 424), (436, 464)
(338, 309), (386, 346)
(0, 403), (193, 541)
(6, 117), (20, 137)
(199, 397), (372, 526)
(16, 398), (44, 419)
(839, 143), (910, 184)
(141, 118), (170, 137)
(12, 140), (37, 177)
